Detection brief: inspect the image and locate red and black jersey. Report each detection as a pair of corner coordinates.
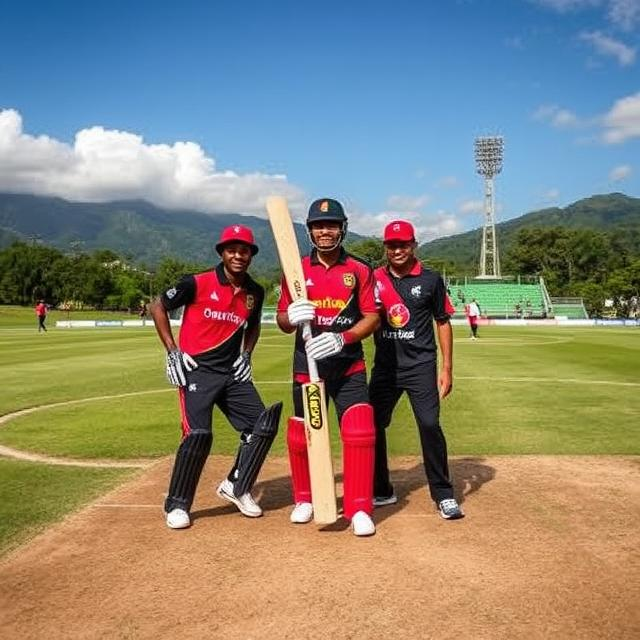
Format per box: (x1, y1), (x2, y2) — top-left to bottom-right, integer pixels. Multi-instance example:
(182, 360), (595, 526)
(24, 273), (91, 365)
(373, 260), (450, 369)
(277, 248), (377, 380)
(161, 263), (264, 369)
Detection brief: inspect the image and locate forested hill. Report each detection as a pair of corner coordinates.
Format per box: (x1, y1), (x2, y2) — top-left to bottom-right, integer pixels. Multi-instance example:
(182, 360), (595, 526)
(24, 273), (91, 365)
(419, 193), (640, 271)
(0, 193), (358, 269)
(1, 191), (639, 272)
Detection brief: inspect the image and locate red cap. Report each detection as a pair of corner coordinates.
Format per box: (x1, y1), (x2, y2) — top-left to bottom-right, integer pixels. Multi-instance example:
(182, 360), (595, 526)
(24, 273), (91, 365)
(215, 224), (259, 255)
(383, 220), (415, 243)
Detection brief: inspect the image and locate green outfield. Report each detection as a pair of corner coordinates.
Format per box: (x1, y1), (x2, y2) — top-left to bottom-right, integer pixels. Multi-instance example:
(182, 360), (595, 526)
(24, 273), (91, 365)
(0, 305), (638, 553)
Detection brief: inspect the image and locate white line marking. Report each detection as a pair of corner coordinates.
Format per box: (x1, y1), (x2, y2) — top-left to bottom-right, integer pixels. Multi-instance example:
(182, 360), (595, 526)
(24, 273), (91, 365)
(92, 504), (160, 508)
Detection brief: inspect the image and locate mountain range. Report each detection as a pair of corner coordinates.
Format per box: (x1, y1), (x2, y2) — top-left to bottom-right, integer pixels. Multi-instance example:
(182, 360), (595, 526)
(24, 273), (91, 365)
(1, 192), (639, 271)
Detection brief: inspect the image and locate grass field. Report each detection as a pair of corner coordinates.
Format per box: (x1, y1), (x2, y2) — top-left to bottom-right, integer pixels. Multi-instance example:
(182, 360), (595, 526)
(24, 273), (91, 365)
(0, 305), (638, 553)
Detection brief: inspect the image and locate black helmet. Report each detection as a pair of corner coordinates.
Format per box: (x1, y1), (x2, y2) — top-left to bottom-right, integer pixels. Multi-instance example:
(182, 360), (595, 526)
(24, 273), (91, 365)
(306, 198), (347, 226)
(306, 198), (348, 252)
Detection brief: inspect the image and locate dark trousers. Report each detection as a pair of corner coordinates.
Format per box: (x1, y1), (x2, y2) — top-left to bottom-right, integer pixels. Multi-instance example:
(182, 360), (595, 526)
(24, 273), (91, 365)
(38, 315), (47, 332)
(292, 371), (368, 423)
(369, 361), (453, 503)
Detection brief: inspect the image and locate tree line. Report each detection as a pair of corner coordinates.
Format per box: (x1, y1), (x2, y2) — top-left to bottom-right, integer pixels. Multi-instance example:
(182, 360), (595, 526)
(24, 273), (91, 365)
(1, 226), (638, 316)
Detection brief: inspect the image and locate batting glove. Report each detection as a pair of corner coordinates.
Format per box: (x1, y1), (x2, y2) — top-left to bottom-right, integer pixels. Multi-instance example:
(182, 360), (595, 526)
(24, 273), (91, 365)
(232, 351), (252, 383)
(166, 349), (198, 387)
(287, 298), (316, 326)
(305, 332), (345, 360)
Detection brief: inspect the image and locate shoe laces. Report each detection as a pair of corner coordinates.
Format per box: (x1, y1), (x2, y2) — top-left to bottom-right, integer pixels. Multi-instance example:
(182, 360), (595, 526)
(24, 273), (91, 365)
(440, 499), (458, 512)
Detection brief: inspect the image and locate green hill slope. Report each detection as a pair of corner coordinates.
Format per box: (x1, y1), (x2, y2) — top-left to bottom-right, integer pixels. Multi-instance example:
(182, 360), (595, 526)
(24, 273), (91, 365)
(419, 193), (640, 272)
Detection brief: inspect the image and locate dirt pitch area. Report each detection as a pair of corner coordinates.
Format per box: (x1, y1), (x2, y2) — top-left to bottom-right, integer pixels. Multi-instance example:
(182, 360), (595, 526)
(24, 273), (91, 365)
(0, 455), (638, 640)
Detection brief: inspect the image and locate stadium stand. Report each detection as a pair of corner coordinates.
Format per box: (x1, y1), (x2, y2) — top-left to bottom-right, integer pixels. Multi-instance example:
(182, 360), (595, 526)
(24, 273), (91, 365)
(548, 298), (589, 319)
(447, 278), (550, 318)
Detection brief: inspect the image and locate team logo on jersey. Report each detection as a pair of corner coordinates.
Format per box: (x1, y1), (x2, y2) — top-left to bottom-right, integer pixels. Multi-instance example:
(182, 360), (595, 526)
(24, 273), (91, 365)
(343, 273), (355, 288)
(246, 294), (255, 310)
(305, 278), (314, 287)
(387, 303), (410, 328)
(165, 287), (177, 299)
(210, 291), (219, 301)
(411, 285), (422, 298)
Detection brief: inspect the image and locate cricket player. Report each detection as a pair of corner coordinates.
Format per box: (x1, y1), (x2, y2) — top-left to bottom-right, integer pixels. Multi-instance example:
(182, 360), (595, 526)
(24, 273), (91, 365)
(150, 224), (282, 529)
(370, 220), (464, 520)
(276, 198), (380, 536)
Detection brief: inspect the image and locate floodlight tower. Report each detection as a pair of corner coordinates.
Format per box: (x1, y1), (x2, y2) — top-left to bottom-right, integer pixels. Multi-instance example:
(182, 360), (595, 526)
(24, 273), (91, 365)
(474, 136), (504, 279)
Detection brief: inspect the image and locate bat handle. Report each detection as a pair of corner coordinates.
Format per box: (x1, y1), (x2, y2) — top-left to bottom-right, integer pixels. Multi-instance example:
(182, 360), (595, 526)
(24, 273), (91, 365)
(302, 321), (320, 383)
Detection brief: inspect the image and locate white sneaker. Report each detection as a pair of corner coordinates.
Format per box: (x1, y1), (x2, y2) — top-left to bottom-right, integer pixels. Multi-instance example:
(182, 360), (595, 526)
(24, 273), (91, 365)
(166, 508), (191, 529)
(351, 510), (376, 537)
(216, 479), (263, 517)
(290, 501), (313, 524)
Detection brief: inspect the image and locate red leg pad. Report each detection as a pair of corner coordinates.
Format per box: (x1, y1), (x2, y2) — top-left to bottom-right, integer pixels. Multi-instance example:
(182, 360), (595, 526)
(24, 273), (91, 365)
(341, 403), (375, 519)
(287, 417), (311, 504)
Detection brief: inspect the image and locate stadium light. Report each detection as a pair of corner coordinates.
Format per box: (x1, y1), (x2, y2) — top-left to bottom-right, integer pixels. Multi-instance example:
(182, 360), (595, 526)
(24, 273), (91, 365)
(474, 136), (504, 279)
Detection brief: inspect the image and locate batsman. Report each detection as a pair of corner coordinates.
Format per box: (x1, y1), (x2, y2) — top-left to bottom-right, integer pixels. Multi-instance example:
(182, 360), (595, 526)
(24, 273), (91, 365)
(150, 224), (282, 529)
(276, 198), (380, 536)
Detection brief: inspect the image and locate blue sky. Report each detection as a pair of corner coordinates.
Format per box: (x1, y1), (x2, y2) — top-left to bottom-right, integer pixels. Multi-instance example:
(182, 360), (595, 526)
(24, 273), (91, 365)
(1, 0), (638, 241)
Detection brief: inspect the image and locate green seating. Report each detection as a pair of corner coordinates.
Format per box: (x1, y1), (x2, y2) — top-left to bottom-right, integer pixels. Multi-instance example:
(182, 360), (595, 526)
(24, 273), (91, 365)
(449, 282), (546, 318)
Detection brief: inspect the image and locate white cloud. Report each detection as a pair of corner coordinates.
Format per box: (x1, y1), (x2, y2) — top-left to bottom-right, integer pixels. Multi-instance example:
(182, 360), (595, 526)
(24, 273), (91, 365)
(580, 31), (636, 65)
(0, 108), (305, 215)
(347, 208), (462, 243)
(601, 92), (640, 142)
(386, 194), (431, 211)
(608, 0), (640, 31)
(609, 164), (632, 181)
(459, 199), (484, 215)
(543, 188), (561, 202)
(532, 0), (640, 30)
(436, 175), (460, 189)
(532, 104), (580, 128)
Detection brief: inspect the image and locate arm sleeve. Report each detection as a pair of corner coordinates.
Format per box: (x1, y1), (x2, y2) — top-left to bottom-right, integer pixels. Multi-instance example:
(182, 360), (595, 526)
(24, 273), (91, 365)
(357, 265), (378, 314)
(276, 275), (293, 312)
(433, 275), (450, 321)
(246, 286), (265, 331)
(160, 274), (196, 311)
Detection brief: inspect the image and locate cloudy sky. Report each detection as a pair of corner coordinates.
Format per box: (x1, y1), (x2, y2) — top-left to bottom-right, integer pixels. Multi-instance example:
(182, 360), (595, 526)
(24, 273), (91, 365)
(1, 0), (639, 241)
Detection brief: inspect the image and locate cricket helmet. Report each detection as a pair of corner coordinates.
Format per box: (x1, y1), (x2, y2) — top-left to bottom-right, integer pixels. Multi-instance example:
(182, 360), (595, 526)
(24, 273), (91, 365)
(306, 198), (348, 252)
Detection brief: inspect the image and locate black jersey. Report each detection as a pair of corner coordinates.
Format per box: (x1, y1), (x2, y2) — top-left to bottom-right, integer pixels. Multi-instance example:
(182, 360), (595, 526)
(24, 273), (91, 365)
(373, 261), (450, 369)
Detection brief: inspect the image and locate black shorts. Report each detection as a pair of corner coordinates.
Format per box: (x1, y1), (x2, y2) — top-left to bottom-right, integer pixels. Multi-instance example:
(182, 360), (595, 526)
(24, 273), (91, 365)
(178, 365), (265, 436)
(292, 371), (368, 423)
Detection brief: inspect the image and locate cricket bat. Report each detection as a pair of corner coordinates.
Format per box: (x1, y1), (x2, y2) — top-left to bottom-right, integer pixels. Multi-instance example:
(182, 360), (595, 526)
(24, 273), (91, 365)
(266, 196), (338, 524)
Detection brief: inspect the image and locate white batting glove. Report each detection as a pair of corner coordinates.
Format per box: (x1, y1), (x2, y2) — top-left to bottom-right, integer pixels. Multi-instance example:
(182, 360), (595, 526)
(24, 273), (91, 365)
(305, 332), (345, 360)
(166, 349), (198, 387)
(287, 298), (316, 326)
(232, 351), (252, 383)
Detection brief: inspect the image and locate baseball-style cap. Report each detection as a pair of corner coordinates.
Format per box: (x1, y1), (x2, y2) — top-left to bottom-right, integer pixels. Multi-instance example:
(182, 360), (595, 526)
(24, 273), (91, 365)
(383, 220), (416, 243)
(215, 224), (259, 255)
(306, 198), (347, 225)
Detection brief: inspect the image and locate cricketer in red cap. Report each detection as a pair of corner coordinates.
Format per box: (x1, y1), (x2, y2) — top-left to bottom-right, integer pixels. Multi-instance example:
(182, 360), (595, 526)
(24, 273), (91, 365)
(216, 224), (259, 256)
(383, 220), (416, 244)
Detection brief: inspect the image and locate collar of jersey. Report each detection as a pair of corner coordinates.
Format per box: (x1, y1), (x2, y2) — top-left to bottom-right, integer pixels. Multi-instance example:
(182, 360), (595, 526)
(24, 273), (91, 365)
(386, 258), (422, 278)
(310, 247), (348, 265)
(215, 262), (255, 290)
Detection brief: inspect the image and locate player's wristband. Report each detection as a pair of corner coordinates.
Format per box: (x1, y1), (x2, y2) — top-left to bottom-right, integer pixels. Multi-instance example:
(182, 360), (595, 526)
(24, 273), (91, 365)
(341, 330), (357, 345)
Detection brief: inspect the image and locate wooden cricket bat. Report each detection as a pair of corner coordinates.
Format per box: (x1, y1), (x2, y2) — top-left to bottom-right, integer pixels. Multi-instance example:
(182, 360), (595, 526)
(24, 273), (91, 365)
(266, 196), (338, 524)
